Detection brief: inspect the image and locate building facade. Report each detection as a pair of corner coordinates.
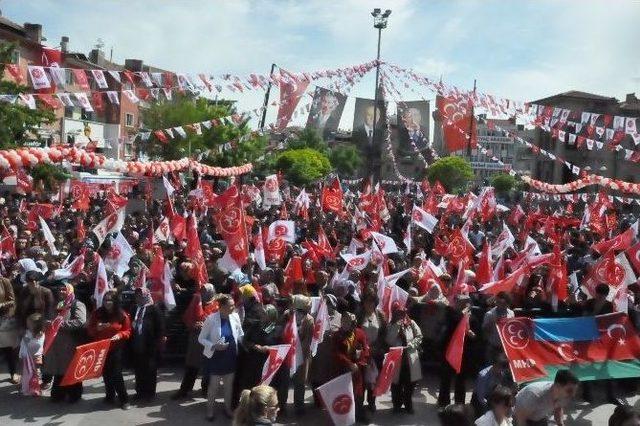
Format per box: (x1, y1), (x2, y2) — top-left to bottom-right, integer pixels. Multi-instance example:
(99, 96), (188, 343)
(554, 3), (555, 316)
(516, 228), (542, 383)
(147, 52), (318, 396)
(530, 91), (640, 185)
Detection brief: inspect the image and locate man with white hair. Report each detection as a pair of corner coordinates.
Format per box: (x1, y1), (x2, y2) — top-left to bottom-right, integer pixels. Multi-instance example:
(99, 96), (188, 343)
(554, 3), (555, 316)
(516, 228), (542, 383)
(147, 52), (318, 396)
(399, 106), (429, 151)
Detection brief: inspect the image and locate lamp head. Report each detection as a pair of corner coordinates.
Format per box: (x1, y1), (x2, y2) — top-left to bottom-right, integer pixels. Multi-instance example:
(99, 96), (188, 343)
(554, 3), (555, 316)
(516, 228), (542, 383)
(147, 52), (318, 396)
(372, 8), (381, 17)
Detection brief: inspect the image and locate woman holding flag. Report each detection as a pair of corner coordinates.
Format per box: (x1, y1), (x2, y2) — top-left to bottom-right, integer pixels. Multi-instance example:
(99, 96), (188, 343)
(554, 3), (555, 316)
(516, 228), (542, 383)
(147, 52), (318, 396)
(43, 283), (87, 403)
(87, 290), (132, 410)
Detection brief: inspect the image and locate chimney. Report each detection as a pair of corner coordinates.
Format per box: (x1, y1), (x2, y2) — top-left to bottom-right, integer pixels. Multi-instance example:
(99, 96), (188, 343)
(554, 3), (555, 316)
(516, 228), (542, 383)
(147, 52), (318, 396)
(89, 48), (105, 65)
(60, 36), (69, 53)
(124, 59), (143, 72)
(625, 93), (639, 104)
(23, 23), (43, 43)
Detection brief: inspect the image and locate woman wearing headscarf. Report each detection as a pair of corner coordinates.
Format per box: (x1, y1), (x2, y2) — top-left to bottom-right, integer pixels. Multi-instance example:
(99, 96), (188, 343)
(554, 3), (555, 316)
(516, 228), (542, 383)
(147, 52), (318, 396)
(43, 283), (87, 403)
(131, 287), (165, 401)
(333, 311), (371, 424)
(17, 269), (55, 329)
(87, 290), (131, 409)
(386, 301), (423, 414)
(288, 294), (314, 416)
(0, 275), (19, 383)
(172, 283), (218, 400)
(199, 294), (244, 421)
(240, 304), (288, 412)
(358, 290), (387, 412)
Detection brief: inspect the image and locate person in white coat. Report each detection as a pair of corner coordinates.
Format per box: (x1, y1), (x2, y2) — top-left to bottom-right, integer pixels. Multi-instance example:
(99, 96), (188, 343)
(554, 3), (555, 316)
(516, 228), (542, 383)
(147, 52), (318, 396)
(198, 294), (244, 422)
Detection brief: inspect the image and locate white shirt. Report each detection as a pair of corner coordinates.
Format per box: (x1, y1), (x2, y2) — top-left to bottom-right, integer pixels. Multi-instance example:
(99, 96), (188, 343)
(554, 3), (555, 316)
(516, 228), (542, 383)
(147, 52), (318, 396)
(475, 410), (513, 426)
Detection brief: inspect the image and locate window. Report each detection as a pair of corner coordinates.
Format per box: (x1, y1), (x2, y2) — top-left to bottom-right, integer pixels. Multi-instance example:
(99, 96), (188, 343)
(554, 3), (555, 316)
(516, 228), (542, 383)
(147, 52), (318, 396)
(125, 113), (135, 127)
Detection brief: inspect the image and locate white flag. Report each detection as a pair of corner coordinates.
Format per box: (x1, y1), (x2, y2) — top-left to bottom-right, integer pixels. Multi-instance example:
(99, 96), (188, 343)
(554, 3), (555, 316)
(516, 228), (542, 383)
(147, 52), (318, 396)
(74, 92), (94, 112)
(267, 220), (295, 243)
(108, 70), (121, 83)
(260, 344), (291, 386)
(263, 174), (282, 207)
(122, 90), (139, 103)
(253, 231), (266, 270)
(91, 70), (109, 89)
(161, 262), (176, 310)
(104, 232), (134, 278)
(39, 216), (59, 256)
(411, 205), (438, 233)
(310, 297), (328, 356)
(340, 250), (371, 271)
(139, 72), (153, 88)
(106, 91), (119, 104)
(92, 208), (125, 247)
(284, 312), (303, 377)
(57, 93), (75, 107)
(49, 67), (66, 86)
(173, 126), (187, 138)
(93, 255), (111, 308)
(154, 217), (172, 243)
(370, 231), (399, 254)
(316, 372), (356, 426)
(28, 66), (50, 89)
(162, 175), (175, 197)
(18, 94), (36, 110)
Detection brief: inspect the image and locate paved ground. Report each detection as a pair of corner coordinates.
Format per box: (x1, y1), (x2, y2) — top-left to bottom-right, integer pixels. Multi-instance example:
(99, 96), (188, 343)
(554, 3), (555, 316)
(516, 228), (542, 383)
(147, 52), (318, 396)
(0, 367), (637, 425)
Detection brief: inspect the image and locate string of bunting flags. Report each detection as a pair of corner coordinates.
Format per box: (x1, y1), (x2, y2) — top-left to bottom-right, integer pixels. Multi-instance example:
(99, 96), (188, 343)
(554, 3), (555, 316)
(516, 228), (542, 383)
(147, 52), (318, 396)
(522, 191), (640, 205)
(0, 146), (252, 177)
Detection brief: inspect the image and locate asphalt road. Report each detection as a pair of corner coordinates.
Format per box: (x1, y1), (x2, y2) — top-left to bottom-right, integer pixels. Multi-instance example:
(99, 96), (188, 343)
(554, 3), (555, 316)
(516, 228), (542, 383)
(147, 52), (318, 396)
(0, 367), (637, 425)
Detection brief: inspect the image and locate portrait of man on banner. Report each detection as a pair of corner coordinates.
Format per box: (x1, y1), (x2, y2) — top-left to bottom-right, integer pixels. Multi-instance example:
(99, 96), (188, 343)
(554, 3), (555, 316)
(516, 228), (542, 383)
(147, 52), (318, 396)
(306, 86), (347, 140)
(397, 101), (430, 152)
(352, 98), (386, 177)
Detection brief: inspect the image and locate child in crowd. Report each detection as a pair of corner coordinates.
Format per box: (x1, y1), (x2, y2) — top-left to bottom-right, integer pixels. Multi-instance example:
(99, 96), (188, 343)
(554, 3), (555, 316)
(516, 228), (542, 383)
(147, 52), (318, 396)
(19, 313), (45, 396)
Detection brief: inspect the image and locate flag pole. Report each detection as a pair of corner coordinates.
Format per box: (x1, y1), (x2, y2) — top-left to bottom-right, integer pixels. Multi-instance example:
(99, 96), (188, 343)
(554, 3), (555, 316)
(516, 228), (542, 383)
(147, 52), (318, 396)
(259, 63), (277, 131)
(466, 79), (477, 158)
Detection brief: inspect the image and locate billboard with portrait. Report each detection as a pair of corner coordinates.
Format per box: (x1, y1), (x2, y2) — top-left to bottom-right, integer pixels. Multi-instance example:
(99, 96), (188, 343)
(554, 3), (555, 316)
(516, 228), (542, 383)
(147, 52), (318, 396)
(305, 86), (347, 140)
(397, 101), (430, 152)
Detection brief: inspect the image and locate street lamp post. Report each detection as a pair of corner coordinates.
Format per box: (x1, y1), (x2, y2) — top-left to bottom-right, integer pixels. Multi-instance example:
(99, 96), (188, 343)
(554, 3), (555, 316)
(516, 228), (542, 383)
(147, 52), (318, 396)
(371, 8), (391, 181)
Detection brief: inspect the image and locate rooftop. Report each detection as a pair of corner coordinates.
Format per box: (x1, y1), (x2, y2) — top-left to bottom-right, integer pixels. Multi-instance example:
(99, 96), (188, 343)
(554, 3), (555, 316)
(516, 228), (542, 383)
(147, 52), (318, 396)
(531, 90), (618, 105)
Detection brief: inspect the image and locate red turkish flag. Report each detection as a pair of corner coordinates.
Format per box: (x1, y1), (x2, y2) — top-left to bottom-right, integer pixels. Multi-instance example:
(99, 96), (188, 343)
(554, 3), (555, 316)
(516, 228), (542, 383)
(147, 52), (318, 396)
(212, 185), (249, 267)
(16, 168), (33, 195)
(476, 241), (493, 285)
(185, 214), (208, 288)
(70, 181), (91, 211)
(436, 95), (477, 152)
(154, 130), (169, 144)
(549, 243), (568, 302)
(321, 178), (344, 214)
(72, 69), (90, 90)
(148, 245), (165, 281)
(1, 226), (15, 259)
(593, 222), (637, 254)
(260, 344), (292, 386)
(445, 313), (469, 374)
(276, 69), (310, 130)
(60, 339), (111, 386)
(446, 229), (474, 265)
(591, 250), (625, 290)
(373, 347), (404, 396)
(106, 189), (129, 215)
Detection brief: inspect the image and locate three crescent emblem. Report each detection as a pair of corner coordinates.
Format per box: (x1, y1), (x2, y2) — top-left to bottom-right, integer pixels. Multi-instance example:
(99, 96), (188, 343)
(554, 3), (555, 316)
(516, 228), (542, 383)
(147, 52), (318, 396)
(501, 319), (530, 350)
(73, 349), (96, 380)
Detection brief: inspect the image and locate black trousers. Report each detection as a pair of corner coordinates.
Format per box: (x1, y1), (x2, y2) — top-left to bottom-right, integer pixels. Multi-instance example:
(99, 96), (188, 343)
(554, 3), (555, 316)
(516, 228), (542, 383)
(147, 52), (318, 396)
(391, 361), (415, 410)
(179, 366), (209, 394)
(134, 356), (157, 398)
(103, 347), (128, 404)
(51, 374), (83, 402)
(0, 346), (17, 377)
(438, 361), (467, 406)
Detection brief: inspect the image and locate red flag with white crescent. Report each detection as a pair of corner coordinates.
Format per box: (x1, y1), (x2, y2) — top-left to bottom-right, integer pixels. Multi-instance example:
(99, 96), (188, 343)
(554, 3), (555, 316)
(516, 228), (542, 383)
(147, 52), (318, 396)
(373, 347), (404, 396)
(260, 344), (292, 386)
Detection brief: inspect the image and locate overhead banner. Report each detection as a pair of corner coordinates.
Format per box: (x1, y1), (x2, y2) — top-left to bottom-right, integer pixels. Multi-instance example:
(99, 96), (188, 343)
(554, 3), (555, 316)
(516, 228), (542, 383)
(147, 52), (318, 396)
(305, 86), (347, 140)
(397, 101), (430, 152)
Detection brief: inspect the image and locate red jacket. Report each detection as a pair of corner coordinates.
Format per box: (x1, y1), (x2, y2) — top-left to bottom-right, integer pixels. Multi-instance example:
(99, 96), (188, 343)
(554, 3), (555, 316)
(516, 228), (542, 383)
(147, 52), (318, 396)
(87, 308), (132, 343)
(333, 327), (370, 396)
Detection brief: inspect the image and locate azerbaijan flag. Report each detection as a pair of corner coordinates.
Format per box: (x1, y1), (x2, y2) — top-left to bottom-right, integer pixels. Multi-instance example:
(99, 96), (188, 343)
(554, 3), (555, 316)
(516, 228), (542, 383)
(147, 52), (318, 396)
(497, 312), (640, 383)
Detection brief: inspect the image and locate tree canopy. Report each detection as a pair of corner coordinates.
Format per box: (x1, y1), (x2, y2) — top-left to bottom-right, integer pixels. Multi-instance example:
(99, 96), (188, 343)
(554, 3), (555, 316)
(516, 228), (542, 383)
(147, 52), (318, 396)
(141, 95), (266, 166)
(275, 148), (331, 186)
(425, 156), (474, 193)
(329, 145), (362, 177)
(0, 42), (55, 148)
(491, 172), (517, 194)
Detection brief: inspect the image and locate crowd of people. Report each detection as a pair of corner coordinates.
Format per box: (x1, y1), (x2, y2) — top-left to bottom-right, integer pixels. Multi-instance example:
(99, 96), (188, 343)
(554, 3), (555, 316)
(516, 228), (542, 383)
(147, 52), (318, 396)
(0, 172), (640, 426)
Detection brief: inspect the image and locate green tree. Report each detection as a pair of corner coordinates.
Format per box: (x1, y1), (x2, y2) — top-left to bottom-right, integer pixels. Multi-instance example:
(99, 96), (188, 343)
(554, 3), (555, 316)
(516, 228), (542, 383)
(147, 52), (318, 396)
(426, 156), (474, 193)
(31, 163), (72, 190)
(0, 42), (55, 148)
(329, 145), (362, 177)
(275, 148), (331, 185)
(141, 94), (266, 165)
(285, 128), (328, 154)
(491, 173), (517, 194)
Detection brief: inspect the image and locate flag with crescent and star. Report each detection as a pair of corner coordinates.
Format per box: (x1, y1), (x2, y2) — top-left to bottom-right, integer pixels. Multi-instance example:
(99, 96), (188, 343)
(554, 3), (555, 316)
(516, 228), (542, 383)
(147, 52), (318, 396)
(497, 312), (640, 383)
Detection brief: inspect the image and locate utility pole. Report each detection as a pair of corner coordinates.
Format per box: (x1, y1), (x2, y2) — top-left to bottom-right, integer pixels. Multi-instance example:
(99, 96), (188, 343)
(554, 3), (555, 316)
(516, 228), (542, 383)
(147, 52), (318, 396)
(371, 8), (391, 181)
(259, 63), (277, 131)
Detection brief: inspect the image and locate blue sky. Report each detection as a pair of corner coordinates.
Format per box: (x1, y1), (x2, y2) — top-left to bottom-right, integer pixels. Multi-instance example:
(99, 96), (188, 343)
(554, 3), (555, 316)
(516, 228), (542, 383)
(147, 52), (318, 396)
(3, 0), (639, 128)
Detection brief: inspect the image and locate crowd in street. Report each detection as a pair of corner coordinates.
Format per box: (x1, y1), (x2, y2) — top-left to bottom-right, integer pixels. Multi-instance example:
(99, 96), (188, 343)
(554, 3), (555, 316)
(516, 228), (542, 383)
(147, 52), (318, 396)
(1, 172), (640, 426)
